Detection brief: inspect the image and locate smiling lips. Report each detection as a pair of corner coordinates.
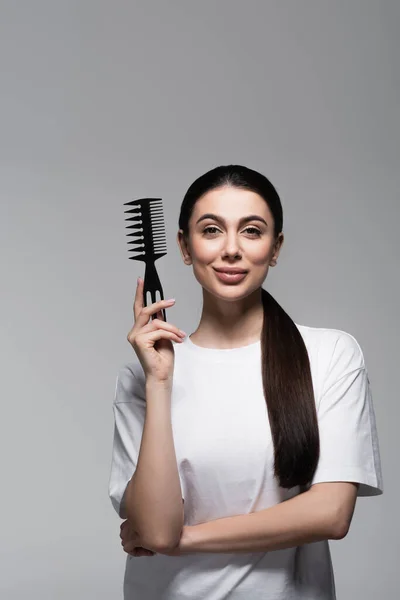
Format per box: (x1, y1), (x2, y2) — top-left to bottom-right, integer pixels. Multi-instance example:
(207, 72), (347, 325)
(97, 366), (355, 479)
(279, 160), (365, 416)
(213, 267), (248, 274)
(213, 270), (248, 283)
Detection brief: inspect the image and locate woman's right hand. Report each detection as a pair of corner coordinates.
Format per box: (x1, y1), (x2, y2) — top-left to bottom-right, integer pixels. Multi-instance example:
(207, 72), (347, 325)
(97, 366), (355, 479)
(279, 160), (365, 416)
(126, 277), (187, 384)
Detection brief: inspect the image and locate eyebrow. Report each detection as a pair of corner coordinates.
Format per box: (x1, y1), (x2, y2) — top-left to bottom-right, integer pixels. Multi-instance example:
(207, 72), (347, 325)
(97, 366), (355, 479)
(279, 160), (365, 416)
(195, 213), (268, 227)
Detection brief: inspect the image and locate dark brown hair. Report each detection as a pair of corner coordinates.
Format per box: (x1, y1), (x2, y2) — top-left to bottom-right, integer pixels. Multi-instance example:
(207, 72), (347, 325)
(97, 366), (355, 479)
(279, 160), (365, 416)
(178, 164), (320, 489)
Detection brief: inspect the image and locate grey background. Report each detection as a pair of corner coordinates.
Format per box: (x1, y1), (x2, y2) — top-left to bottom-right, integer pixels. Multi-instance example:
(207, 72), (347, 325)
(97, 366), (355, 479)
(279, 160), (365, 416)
(1, 1), (397, 598)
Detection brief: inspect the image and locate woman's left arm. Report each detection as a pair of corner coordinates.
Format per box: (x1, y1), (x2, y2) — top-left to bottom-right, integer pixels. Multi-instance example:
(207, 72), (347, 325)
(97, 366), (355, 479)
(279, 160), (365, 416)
(168, 482), (358, 555)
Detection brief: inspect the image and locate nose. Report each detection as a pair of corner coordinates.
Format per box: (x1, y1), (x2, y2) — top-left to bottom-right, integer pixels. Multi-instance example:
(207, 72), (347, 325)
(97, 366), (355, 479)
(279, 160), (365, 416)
(222, 233), (242, 257)
(220, 232), (240, 254)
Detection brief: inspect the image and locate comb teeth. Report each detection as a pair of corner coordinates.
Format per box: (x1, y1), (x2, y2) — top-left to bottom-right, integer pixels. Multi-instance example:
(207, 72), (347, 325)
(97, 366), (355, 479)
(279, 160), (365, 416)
(124, 197), (167, 261)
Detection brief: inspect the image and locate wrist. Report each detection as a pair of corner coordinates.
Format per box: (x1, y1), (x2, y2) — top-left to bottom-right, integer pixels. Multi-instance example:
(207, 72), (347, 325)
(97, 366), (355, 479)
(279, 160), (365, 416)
(181, 526), (196, 554)
(165, 526), (196, 556)
(145, 376), (173, 390)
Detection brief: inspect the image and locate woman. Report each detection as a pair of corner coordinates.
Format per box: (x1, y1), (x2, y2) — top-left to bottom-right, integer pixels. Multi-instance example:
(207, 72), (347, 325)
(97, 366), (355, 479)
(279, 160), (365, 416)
(109, 164), (383, 599)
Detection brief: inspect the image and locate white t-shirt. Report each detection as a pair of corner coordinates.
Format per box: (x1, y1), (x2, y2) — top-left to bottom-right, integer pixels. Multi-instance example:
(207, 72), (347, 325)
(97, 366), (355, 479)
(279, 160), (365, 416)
(108, 323), (383, 600)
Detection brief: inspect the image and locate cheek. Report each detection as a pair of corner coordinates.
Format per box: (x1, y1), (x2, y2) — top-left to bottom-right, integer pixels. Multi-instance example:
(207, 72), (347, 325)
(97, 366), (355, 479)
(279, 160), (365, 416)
(241, 246), (273, 268)
(191, 239), (219, 262)
(250, 241), (275, 263)
(253, 251), (273, 267)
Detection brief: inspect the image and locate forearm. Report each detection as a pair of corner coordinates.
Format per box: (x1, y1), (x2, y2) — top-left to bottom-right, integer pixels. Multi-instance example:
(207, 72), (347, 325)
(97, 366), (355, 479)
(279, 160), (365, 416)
(186, 489), (339, 554)
(125, 378), (184, 550)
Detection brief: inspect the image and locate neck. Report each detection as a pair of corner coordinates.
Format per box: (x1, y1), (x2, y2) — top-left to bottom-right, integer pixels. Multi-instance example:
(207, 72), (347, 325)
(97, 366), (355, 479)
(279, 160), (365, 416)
(190, 287), (264, 348)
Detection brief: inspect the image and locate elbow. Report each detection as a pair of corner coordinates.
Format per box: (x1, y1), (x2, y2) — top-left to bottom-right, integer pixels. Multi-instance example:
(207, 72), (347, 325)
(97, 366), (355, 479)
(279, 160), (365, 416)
(128, 514), (185, 554)
(149, 512), (185, 553)
(146, 510), (185, 553)
(330, 511), (350, 540)
(331, 521), (350, 540)
(330, 502), (354, 540)
(151, 529), (184, 554)
(124, 478), (185, 552)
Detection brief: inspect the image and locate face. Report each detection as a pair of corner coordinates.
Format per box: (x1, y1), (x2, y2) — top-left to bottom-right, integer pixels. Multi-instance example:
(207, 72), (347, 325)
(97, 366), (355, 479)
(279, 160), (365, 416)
(177, 186), (284, 301)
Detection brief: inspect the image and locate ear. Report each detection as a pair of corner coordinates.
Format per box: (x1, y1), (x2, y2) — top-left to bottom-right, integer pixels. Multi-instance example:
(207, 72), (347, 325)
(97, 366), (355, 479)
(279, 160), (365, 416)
(176, 230), (192, 265)
(271, 233), (284, 265)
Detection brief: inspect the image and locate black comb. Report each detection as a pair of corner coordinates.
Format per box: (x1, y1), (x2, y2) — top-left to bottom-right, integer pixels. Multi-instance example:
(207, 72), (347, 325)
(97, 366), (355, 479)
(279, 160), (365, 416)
(123, 197), (168, 322)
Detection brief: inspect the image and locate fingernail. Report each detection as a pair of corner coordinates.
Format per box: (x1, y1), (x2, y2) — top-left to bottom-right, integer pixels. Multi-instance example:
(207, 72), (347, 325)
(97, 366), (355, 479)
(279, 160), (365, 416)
(165, 298), (175, 303)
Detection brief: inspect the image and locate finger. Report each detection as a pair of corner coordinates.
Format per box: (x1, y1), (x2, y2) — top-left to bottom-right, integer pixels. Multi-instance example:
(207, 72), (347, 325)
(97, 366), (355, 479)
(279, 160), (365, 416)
(129, 548), (155, 557)
(135, 298), (175, 326)
(120, 521), (128, 533)
(133, 277), (144, 321)
(137, 327), (185, 347)
(122, 530), (142, 551)
(133, 281), (175, 323)
(137, 318), (186, 339)
(123, 539), (136, 553)
(124, 541), (155, 556)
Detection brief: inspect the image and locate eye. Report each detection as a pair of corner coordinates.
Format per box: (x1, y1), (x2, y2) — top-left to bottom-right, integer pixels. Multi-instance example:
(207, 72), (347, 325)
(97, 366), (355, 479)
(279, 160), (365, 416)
(202, 226), (220, 236)
(244, 227), (262, 237)
(202, 226), (262, 237)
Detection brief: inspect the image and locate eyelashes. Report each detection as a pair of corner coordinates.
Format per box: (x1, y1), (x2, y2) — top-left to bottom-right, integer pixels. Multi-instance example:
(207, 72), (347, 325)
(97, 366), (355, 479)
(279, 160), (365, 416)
(202, 226), (262, 237)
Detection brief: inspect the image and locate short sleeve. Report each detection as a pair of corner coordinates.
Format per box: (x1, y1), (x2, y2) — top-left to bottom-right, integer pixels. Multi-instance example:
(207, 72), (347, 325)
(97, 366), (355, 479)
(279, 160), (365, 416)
(310, 332), (384, 497)
(108, 364), (185, 519)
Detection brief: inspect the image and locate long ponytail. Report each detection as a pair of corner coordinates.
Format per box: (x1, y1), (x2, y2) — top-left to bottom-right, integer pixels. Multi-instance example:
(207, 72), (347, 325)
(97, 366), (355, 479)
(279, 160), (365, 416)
(261, 287), (319, 488)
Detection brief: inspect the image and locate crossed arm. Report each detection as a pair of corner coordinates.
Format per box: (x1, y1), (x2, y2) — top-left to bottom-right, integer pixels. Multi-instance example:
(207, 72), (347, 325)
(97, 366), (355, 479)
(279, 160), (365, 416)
(124, 481), (359, 555)
(172, 481), (359, 554)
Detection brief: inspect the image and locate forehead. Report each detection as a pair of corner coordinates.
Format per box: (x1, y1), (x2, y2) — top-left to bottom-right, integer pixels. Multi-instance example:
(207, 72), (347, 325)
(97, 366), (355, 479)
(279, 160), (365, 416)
(191, 187), (273, 223)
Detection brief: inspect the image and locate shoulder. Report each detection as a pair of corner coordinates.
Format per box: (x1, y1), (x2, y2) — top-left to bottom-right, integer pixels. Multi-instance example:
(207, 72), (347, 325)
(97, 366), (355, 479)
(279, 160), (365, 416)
(295, 323), (365, 370)
(294, 323), (366, 399)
